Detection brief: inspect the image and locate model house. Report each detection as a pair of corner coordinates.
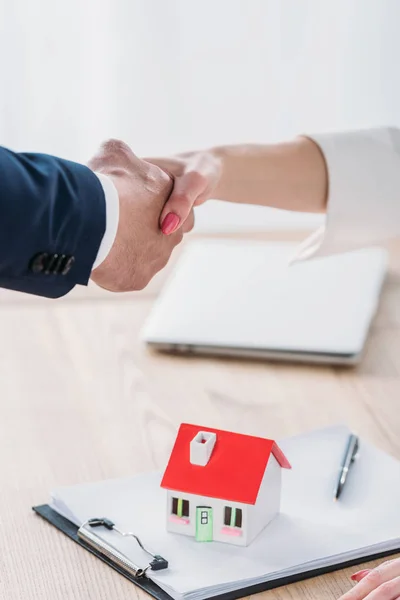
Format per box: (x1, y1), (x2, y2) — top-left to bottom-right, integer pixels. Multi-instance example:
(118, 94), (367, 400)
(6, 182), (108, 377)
(160, 423), (291, 547)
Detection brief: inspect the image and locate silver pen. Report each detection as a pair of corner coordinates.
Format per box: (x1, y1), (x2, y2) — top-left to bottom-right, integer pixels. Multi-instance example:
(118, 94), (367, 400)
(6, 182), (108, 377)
(334, 433), (359, 500)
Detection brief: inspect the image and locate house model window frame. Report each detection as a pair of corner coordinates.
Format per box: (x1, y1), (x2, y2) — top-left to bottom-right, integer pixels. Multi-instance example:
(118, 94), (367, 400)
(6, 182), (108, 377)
(171, 497), (190, 519)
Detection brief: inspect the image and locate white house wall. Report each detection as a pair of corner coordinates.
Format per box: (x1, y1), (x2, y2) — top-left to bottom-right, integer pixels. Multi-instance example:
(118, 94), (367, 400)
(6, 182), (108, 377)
(246, 454), (282, 545)
(166, 489), (250, 546)
(165, 456), (283, 547)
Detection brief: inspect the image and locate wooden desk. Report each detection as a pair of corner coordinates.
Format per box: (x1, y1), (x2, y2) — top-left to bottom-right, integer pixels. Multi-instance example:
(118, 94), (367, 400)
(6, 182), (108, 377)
(1, 232), (399, 600)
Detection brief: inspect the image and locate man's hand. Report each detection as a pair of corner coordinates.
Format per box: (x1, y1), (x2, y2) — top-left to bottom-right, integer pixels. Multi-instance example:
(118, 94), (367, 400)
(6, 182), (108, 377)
(88, 139), (193, 292)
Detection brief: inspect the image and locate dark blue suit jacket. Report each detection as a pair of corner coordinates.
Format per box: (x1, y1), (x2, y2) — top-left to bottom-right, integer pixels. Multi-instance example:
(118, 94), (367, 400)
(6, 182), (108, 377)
(0, 147), (106, 298)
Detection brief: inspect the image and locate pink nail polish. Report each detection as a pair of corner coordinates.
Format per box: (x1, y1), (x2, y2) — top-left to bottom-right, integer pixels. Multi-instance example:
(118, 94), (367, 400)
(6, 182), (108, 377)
(351, 569), (370, 581)
(161, 213), (180, 235)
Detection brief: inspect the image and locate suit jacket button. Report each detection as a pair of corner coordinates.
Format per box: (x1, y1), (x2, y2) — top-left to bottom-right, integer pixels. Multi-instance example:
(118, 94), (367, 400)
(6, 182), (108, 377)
(53, 254), (67, 275)
(61, 256), (75, 275)
(44, 254), (59, 274)
(30, 253), (48, 274)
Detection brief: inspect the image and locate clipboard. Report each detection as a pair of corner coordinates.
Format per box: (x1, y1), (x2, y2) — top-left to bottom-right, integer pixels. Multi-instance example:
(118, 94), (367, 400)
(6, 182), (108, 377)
(33, 504), (400, 600)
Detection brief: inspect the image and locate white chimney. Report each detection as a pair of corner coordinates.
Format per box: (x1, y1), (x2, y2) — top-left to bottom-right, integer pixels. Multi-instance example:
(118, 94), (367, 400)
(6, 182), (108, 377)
(190, 431), (217, 466)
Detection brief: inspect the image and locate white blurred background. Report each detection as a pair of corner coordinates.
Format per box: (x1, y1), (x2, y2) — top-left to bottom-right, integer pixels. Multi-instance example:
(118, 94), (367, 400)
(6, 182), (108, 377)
(0, 0), (399, 232)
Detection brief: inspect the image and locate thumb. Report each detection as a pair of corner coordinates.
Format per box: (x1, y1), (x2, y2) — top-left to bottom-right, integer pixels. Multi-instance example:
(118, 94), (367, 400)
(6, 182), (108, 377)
(160, 171), (206, 235)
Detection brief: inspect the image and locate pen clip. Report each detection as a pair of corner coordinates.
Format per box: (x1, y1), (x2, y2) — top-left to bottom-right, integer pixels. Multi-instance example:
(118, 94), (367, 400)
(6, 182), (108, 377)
(351, 438), (360, 463)
(333, 434), (360, 501)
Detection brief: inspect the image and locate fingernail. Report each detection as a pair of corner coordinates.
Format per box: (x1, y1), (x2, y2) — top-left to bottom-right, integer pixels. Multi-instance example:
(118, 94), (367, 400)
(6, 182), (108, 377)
(161, 213), (180, 235)
(351, 569), (371, 582)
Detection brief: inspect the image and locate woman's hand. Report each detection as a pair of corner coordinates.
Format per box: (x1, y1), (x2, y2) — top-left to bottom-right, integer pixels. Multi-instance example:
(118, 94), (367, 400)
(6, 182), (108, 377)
(146, 138), (327, 235)
(145, 151), (223, 235)
(340, 559), (400, 599)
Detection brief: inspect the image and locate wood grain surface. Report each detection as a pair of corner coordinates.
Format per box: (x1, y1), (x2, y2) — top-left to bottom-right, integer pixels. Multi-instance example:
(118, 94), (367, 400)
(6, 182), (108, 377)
(1, 232), (399, 600)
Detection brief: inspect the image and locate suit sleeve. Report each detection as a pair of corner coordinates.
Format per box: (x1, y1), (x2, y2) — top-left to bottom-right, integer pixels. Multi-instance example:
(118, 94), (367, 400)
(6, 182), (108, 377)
(292, 127), (400, 262)
(0, 146), (106, 298)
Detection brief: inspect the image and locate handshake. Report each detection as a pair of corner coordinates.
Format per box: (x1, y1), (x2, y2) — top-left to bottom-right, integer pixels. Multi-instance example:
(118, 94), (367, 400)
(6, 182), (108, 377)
(88, 134), (329, 294)
(89, 139), (221, 293)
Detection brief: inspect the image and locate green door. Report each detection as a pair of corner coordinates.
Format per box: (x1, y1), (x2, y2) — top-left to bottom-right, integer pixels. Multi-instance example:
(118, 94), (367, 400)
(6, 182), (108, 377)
(195, 506), (213, 542)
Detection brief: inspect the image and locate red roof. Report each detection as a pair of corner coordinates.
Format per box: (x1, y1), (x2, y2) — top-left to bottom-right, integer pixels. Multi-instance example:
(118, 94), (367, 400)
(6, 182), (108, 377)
(160, 423), (291, 505)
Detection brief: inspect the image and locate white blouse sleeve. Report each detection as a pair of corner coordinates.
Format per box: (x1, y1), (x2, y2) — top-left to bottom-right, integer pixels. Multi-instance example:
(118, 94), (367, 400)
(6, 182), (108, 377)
(293, 127), (400, 262)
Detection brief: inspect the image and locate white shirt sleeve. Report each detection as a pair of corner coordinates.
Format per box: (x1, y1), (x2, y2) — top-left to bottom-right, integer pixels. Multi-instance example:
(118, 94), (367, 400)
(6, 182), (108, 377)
(91, 172), (120, 270)
(292, 127), (400, 262)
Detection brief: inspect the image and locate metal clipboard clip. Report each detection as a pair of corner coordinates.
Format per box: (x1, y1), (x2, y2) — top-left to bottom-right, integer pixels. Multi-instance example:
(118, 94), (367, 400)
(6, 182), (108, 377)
(77, 517), (168, 578)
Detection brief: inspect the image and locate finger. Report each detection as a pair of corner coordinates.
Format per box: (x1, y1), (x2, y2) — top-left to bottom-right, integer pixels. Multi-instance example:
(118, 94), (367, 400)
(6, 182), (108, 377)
(351, 570), (372, 583)
(342, 561), (400, 600)
(160, 171), (206, 235)
(144, 157), (183, 175)
(365, 576), (400, 600)
(155, 229), (184, 273)
(133, 231), (184, 290)
(194, 194), (209, 207)
(182, 209), (195, 234)
(168, 227), (184, 248)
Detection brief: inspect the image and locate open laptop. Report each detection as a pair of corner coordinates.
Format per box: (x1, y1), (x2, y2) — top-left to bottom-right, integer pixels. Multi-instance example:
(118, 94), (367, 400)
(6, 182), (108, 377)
(140, 240), (388, 365)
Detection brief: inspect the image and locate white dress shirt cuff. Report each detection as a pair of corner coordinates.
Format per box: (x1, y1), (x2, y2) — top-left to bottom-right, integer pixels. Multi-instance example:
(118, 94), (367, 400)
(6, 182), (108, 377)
(92, 173), (120, 270)
(292, 127), (400, 263)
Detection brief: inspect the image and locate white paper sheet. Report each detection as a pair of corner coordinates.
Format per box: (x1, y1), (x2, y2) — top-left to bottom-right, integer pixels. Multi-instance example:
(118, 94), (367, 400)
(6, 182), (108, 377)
(51, 426), (400, 600)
